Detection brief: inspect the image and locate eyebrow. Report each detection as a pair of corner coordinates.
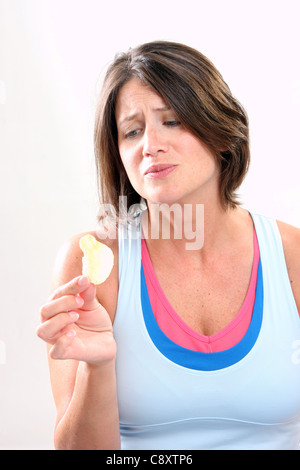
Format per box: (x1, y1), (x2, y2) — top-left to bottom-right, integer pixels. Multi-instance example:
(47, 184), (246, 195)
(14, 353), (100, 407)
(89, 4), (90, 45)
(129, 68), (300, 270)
(118, 105), (171, 127)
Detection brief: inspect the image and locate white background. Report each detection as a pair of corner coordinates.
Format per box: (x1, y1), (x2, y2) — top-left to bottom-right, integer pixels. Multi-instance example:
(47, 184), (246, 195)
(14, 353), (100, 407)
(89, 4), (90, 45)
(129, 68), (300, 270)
(0, 0), (299, 449)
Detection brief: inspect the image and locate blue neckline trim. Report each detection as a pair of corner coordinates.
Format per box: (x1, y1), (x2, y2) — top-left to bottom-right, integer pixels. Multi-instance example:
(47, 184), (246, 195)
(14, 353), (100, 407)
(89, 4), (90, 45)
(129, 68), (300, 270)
(140, 259), (264, 371)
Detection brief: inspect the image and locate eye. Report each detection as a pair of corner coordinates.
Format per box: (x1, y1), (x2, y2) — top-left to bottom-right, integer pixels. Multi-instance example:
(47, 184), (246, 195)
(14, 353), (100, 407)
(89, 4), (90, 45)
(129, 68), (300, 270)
(164, 120), (181, 127)
(125, 128), (141, 139)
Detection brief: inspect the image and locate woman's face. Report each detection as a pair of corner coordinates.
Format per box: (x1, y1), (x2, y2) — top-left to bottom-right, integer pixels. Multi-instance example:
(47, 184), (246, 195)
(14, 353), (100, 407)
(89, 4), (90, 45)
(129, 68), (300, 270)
(115, 78), (220, 206)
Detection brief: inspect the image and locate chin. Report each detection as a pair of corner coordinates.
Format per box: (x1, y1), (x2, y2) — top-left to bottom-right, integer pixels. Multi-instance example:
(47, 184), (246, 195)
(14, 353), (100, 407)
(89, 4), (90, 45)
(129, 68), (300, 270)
(146, 193), (182, 206)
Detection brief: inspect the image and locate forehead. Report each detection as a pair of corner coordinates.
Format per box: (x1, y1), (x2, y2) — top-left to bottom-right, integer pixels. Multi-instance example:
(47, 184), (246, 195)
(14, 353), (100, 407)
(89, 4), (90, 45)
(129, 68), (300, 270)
(115, 78), (167, 123)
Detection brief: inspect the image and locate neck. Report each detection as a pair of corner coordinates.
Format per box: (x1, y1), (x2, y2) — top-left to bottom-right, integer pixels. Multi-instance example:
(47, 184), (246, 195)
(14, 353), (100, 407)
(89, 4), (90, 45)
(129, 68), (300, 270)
(142, 198), (251, 257)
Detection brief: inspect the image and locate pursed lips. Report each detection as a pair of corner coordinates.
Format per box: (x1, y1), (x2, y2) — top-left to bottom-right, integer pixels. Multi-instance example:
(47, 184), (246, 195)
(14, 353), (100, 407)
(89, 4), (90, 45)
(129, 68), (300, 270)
(144, 163), (177, 178)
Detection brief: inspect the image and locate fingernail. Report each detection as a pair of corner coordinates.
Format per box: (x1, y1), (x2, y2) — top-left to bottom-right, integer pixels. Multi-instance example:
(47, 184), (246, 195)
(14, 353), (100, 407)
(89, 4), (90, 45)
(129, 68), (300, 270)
(75, 295), (84, 306)
(78, 276), (89, 287)
(69, 312), (79, 320)
(66, 330), (76, 338)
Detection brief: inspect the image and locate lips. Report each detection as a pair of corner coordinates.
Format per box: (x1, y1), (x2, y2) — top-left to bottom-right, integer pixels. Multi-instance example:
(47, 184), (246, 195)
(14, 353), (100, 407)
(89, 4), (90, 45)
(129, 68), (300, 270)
(144, 164), (177, 178)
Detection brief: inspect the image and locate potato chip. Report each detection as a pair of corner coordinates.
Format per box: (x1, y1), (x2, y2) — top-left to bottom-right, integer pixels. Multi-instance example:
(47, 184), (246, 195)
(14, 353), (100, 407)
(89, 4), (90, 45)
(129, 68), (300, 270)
(79, 234), (114, 285)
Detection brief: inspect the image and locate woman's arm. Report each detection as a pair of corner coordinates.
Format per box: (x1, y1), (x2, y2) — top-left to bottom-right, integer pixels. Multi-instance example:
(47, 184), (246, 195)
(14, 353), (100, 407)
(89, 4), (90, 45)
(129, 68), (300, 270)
(52, 358), (120, 450)
(37, 232), (120, 450)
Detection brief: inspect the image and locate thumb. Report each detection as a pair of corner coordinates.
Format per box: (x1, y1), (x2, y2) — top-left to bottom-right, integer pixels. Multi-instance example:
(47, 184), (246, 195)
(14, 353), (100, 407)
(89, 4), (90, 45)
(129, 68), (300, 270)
(79, 283), (99, 310)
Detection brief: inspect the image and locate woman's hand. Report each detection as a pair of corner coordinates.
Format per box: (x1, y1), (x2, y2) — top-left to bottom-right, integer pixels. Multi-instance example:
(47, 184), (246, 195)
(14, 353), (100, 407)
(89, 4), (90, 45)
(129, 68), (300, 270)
(37, 276), (117, 365)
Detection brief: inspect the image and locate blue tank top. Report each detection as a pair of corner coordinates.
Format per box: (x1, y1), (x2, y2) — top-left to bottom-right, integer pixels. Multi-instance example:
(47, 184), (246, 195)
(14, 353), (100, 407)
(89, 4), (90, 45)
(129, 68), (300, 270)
(113, 212), (300, 450)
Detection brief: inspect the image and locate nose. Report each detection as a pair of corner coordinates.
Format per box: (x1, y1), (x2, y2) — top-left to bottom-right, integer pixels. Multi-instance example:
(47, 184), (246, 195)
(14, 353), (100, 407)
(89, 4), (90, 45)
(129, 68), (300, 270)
(142, 126), (168, 157)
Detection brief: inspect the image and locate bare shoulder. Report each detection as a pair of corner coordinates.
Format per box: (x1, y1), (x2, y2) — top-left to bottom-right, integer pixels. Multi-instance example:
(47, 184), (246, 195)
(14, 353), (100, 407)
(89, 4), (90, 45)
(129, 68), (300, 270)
(51, 229), (119, 322)
(276, 219), (300, 261)
(276, 219), (300, 311)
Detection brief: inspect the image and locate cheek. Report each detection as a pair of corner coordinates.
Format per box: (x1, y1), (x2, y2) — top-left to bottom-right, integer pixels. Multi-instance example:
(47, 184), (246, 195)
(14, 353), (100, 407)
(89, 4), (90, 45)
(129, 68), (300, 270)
(121, 155), (139, 178)
(184, 139), (217, 171)
(119, 150), (142, 190)
(119, 147), (134, 172)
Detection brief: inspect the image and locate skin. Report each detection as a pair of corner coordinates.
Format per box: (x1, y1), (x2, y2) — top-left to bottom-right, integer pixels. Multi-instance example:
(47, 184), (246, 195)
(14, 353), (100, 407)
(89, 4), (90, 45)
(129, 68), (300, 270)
(116, 79), (300, 332)
(37, 77), (300, 449)
(116, 80), (220, 207)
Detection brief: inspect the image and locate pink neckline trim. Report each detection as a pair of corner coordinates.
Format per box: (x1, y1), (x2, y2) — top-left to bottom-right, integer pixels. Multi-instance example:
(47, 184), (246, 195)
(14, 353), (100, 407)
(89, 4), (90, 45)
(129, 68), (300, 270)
(141, 229), (260, 345)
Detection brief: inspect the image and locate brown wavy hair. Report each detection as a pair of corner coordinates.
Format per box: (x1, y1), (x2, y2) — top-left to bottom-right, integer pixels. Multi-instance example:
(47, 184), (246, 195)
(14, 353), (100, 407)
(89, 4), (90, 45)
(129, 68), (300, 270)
(94, 40), (250, 218)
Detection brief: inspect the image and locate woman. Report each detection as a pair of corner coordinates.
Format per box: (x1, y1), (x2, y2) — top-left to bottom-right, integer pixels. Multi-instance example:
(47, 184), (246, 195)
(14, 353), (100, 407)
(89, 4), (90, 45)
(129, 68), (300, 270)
(37, 41), (300, 450)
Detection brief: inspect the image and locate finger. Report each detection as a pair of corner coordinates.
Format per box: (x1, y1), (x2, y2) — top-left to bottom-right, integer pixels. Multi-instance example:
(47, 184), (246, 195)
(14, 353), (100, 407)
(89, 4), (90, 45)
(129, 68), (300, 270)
(49, 276), (90, 301)
(49, 329), (77, 360)
(79, 283), (99, 311)
(36, 312), (79, 343)
(40, 294), (84, 322)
